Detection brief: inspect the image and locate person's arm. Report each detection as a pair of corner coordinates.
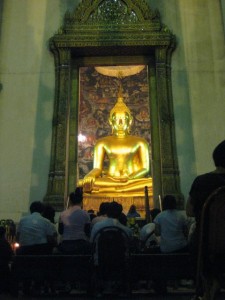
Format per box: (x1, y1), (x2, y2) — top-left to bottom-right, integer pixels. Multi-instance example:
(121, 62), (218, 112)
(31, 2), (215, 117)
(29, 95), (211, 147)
(58, 214), (64, 235)
(84, 223), (91, 238)
(182, 221), (189, 238)
(90, 223), (99, 243)
(186, 196), (195, 217)
(58, 221), (64, 235)
(46, 221), (58, 246)
(47, 232), (58, 247)
(154, 223), (161, 236)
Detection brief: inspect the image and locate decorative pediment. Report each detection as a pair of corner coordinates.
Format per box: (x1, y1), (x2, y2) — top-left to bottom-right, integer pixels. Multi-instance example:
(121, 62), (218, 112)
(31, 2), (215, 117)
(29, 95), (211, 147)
(51, 0), (175, 52)
(65, 0), (159, 24)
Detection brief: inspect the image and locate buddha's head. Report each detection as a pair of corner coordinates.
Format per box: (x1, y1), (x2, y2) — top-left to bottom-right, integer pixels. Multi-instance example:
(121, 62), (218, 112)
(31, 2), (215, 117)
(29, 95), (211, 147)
(109, 96), (133, 135)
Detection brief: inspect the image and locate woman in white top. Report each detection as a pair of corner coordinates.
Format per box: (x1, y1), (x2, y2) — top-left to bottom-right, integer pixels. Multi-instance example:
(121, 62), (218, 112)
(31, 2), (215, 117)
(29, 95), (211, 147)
(154, 195), (188, 253)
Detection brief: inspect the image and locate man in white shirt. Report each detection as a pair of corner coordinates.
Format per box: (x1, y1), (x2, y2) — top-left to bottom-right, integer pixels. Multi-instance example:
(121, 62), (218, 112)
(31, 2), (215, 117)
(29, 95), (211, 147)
(16, 201), (57, 255)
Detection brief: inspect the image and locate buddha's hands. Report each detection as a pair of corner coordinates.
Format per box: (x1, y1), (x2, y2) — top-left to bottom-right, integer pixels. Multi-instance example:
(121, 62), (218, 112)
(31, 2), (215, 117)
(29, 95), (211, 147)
(83, 176), (95, 192)
(107, 175), (130, 182)
(82, 168), (101, 192)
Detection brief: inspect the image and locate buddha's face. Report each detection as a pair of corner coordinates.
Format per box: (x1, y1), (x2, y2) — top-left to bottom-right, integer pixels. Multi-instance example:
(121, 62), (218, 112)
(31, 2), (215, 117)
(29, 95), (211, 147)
(110, 111), (132, 135)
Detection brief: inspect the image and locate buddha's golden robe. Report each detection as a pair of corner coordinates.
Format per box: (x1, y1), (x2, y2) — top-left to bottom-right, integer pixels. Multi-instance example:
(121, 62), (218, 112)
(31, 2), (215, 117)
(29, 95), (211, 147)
(78, 95), (153, 212)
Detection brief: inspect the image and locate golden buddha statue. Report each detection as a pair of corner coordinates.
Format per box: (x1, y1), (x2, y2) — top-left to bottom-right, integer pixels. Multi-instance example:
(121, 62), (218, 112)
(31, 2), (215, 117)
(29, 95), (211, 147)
(78, 93), (153, 197)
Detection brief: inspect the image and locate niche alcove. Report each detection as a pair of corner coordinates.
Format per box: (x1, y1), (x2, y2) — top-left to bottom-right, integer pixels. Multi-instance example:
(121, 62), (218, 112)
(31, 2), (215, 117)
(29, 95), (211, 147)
(44, 0), (182, 212)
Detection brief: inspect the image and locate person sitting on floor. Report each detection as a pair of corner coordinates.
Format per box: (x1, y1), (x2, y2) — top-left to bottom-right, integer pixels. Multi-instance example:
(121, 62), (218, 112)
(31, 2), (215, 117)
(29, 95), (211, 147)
(16, 201), (57, 255)
(90, 201), (132, 297)
(154, 195), (188, 253)
(16, 201), (58, 296)
(127, 204), (141, 219)
(58, 187), (91, 254)
(0, 226), (14, 294)
(90, 201), (132, 244)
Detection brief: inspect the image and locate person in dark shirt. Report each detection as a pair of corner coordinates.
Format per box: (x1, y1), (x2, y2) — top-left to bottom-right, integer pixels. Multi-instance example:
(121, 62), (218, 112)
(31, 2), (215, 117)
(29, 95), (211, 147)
(127, 205), (141, 218)
(186, 140), (225, 299)
(186, 140), (225, 251)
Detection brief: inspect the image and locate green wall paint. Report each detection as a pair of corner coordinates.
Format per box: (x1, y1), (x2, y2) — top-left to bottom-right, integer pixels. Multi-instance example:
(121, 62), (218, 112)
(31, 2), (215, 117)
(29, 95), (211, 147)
(0, 0), (224, 221)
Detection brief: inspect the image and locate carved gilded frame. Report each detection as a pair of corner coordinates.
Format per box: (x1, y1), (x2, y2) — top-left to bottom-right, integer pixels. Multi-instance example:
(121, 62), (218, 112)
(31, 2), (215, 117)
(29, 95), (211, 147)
(45, 0), (182, 211)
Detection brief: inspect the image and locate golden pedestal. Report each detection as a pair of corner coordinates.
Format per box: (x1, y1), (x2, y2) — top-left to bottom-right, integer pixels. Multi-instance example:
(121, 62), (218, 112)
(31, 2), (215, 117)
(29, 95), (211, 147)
(82, 189), (153, 218)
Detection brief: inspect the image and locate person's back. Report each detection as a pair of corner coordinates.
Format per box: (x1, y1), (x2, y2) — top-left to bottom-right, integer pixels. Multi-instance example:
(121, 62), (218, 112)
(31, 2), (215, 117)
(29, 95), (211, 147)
(16, 201), (57, 255)
(154, 195), (188, 253)
(90, 202), (131, 296)
(58, 187), (91, 254)
(188, 175), (225, 225)
(186, 140), (225, 252)
(127, 205), (141, 218)
(90, 202), (132, 268)
(60, 208), (89, 241)
(91, 202), (132, 245)
(186, 140), (225, 299)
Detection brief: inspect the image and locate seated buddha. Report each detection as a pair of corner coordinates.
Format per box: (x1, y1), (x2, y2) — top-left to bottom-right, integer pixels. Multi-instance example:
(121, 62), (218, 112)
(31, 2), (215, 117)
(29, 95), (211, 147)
(78, 93), (152, 195)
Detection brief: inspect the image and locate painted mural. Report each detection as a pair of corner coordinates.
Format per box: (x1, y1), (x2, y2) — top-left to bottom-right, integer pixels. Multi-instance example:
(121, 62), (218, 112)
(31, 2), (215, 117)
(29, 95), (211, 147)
(78, 66), (151, 179)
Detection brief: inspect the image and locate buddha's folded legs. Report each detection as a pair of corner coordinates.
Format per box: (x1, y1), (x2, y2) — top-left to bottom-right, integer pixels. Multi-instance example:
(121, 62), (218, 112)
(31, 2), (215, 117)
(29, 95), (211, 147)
(80, 178), (152, 193)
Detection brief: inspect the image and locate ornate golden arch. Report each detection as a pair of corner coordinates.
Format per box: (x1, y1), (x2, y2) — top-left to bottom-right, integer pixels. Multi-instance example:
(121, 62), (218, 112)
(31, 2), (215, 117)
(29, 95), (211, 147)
(45, 0), (182, 211)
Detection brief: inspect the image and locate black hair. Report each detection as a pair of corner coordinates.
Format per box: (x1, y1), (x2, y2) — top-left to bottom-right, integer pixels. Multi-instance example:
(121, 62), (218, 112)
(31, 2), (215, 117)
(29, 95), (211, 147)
(162, 195), (177, 210)
(42, 204), (55, 223)
(128, 204), (137, 214)
(70, 187), (83, 205)
(0, 226), (6, 238)
(99, 202), (110, 215)
(30, 201), (44, 214)
(212, 140), (225, 168)
(107, 201), (122, 219)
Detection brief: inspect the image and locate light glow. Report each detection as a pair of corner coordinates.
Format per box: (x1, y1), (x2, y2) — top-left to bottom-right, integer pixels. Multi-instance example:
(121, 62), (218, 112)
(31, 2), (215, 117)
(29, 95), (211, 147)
(78, 133), (87, 143)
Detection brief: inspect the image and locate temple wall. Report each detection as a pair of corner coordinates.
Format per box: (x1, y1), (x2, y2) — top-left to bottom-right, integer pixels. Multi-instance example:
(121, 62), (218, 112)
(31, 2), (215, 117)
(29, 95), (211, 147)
(150, 0), (225, 201)
(0, 0), (224, 221)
